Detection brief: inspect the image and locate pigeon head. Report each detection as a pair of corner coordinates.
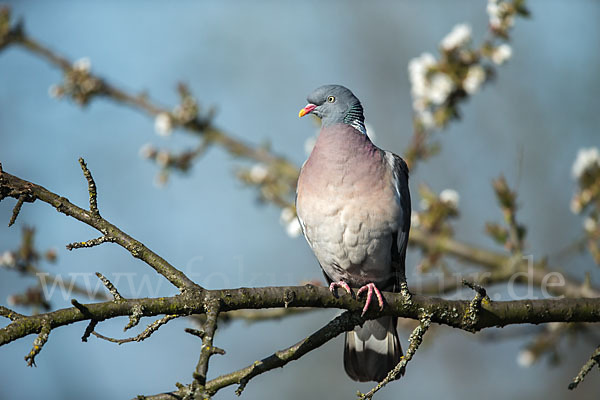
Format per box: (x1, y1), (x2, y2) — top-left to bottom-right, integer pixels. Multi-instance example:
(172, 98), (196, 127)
(299, 85), (366, 134)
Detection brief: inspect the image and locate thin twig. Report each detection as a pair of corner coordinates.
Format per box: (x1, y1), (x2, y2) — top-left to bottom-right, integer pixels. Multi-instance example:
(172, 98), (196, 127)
(95, 272), (124, 301)
(143, 311), (365, 399)
(81, 319), (98, 342)
(78, 158), (100, 216)
(191, 299), (221, 396)
(66, 235), (115, 250)
(8, 194), (25, 227)
(568, 344), (600, 390)
(462, 279), (490, 331)
(124, 304), (144, 331)
(0, 305), (24, 321)
(0, 163), (200, 291)
(358, 313), (432, 399)
(92, 315), (178, 345)
(24, 320), (50, 367)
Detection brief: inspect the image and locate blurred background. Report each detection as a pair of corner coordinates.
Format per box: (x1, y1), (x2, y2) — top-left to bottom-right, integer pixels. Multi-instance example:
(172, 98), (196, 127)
(1, 1), (599, 399)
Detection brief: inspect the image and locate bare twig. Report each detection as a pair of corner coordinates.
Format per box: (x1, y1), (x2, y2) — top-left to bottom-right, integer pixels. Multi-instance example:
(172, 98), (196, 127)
(0, 162), (199, 291)
(568, 344), (600, 390)
(81, 319), (98, 342)
(358, 313), (432, 399)
(95, 272), (124, 301)
(124, 304), (144, 331)
(66, 235), (115, 250)
(462, 279), (490, 331)
(0, 305), (24, 321)
(184, 328), (205, 339)
(24, 320), (50, 367)
(78, 158), (100, 216)
(191, 298), (221, 396)
(211, 311), (363, 397)
(8, 194), (25, 226)
(92, 314), (178, 345)
(409, 228), (600, 298)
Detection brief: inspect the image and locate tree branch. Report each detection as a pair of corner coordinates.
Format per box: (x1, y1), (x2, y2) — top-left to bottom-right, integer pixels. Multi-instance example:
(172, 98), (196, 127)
(2, 285), (600, 349)
(190, 298), (221, 398)
(142, 311), (365, 399)
(0, 161), (199, 292)
(568, 344), (600, 390)
(358, 313), (432, 399)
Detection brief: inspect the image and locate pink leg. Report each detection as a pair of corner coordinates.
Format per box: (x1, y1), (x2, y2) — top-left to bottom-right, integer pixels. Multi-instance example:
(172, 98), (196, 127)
(356, 283), (384, 317)
(329, 281), (352, 297)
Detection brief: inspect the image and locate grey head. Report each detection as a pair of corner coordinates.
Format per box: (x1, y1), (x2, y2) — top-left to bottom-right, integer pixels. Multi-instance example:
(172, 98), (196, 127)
(299, 85), (366, 134)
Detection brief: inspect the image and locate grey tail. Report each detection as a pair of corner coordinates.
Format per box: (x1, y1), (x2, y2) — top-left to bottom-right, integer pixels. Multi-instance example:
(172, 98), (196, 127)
(344, 316), (402, 382)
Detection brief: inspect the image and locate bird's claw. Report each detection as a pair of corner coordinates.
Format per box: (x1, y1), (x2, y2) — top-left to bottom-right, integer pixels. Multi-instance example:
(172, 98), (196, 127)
(356, 283), (384, 317)
(329, 281), (352, 297)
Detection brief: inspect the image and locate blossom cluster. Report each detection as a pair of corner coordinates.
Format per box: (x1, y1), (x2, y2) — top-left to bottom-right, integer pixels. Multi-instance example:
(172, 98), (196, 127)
(48, 57), (103, 106)
(279, 207), (302, 238)
(154, 85), (200, 136)
(571, 147), (600, 265)
(407, 0), (528, 138)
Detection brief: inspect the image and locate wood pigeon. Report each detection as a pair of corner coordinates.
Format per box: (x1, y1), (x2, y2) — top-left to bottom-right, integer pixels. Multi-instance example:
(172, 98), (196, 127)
(296, 85), (412, 382)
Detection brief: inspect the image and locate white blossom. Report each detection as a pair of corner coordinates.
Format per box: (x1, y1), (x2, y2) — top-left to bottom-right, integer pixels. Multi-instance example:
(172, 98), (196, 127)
(571, 198), (582, 214)
(408, 52), (436, 99)
(249, 163), (268, 182)
(418, 110), (436, 130)
(153, 171), (169, 188)
(72, 57), (91, 72)
(487, 0), (502, 28)
(491, 44), (512, 65)
(285, 219), (302, 238)
(304, 135), (317, 155)
(419, 198), (430, 211)
(440, 24), (472, 51)
(411, 213), (421, 228)
(0, 251), (16, 268)
(155, 150), (170, 168)
(154, 112), (173, 136)
(584, 217), (597, 233)
(517, 349), (535, 368)
(412, 98), (427, 113)
(279, 207), (302, 238)
(279, 207), (295, 224)
(429, 73), (454, 105)
(440, 189), (460, 208)
(138, 143), (155, 159)
(48, 84), (63, 98)
(463, 65), (486, 94)
(572, 147), (600, 179)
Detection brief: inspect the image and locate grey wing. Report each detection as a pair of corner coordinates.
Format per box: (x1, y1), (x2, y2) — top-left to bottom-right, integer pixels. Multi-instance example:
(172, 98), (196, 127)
(385, 151), (411, 289)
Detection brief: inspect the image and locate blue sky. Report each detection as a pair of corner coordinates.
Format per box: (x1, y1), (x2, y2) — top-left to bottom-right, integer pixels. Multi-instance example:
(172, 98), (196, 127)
(1, 1), (599, 399)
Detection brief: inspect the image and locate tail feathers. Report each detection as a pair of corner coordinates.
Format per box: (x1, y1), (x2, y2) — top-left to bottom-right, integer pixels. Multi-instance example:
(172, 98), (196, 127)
(344, 316), (402, 382)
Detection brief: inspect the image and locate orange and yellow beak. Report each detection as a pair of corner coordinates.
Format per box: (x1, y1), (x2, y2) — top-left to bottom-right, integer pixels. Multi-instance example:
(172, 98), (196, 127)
(298, 103), (317, 118)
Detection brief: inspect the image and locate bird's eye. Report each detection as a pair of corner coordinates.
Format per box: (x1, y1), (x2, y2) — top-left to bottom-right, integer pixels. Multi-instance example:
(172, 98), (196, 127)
(327, 96), (335, 103)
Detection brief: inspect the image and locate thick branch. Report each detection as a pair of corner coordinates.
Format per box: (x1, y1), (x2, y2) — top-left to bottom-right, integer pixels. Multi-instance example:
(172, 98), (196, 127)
(2, 285), (600, 348)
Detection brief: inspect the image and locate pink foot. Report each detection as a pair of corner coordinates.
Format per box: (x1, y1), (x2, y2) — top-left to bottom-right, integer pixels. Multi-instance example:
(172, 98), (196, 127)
(329, 281), (352, 297)
(356, 283), (384, 317)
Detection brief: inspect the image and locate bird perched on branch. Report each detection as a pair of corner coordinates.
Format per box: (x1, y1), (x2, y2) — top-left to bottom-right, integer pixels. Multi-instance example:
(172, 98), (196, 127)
(296, 84), (412, 382)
